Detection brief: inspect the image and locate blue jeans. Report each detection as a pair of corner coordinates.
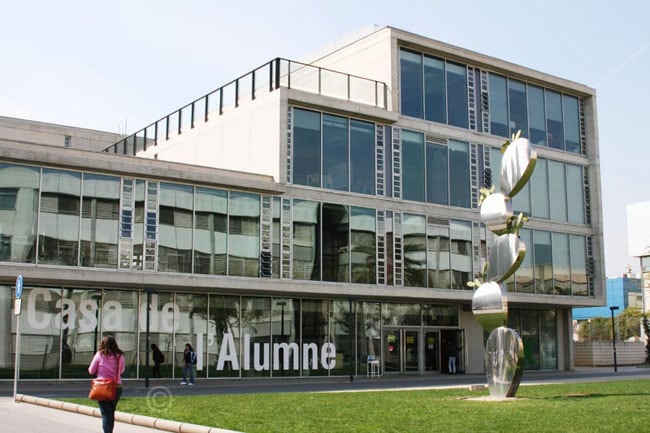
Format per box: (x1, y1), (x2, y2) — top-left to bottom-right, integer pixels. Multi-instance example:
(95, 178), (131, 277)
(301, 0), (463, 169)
(97, 386), (122, 433)
(182, 363), (194, 383)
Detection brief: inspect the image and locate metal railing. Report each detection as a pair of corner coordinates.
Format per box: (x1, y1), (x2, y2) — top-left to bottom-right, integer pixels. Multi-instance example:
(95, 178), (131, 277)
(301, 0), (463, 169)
(104, 58), (387, 155)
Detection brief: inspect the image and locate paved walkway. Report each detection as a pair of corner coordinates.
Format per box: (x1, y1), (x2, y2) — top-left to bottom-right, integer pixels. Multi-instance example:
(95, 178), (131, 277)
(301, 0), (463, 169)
(0, 366), (648, 432)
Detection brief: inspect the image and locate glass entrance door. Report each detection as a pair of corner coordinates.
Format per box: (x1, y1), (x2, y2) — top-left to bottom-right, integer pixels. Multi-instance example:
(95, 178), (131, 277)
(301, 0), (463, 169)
(383, 329), (420, 374)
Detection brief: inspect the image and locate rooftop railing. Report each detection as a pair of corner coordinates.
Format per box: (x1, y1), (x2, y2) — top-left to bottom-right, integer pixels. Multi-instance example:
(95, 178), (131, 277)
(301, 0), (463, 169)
(103, 57), (387, 155)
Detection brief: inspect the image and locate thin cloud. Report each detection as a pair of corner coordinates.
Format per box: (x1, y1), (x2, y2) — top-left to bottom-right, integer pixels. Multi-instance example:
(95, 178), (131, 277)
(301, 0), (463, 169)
(596, 39), (650, 88)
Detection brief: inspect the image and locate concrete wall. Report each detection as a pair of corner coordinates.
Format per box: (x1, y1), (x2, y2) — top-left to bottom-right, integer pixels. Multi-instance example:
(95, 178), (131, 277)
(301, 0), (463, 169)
(574, 341), (646, 366)
(460, 308), (485, 374)
(0, 116), (121, 152)
(308, 27), (393, 110)
(138, 90), (283, 181)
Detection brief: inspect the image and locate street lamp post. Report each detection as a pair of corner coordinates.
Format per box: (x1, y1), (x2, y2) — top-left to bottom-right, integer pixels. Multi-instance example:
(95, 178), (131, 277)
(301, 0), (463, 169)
(610, 306), (619, 373)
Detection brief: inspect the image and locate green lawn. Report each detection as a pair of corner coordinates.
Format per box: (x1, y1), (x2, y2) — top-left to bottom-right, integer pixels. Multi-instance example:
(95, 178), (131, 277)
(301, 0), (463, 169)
(67, 380), (650, 433)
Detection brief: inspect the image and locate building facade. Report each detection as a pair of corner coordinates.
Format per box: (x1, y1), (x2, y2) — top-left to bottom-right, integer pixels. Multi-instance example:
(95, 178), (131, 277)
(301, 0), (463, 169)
(573, 277), (641, 321)
(0, 27), (604, 381)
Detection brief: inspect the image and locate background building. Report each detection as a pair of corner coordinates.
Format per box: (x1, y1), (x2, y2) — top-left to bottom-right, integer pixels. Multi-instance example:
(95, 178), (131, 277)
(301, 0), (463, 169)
(627, 201), (650, 313)
(0, 26), (604, 381)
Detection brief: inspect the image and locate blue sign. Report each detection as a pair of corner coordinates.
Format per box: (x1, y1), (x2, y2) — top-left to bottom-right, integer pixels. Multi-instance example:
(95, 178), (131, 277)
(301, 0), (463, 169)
(15, 275), (23, 299)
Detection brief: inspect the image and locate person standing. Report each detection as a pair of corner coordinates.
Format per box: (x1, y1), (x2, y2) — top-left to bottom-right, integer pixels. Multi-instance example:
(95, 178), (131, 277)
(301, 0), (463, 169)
(151, 344), (164, 378)
(180, 343), (196, 385)
(88, 336), (125, 433)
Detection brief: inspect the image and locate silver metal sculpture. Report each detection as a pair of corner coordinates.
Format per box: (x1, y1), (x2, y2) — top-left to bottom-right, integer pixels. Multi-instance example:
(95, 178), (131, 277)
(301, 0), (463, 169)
(471, 131), (536, 399)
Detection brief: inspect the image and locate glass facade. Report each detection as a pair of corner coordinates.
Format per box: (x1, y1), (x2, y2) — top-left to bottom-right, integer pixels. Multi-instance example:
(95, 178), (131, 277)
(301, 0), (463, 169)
(293, 108), (376, 195)
(4, 285), (517, 378)
(399, 49), (584, 155)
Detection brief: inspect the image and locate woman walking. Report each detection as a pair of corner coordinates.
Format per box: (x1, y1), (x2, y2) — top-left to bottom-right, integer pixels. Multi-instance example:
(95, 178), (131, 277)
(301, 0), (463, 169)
(88, 336), (125, 433)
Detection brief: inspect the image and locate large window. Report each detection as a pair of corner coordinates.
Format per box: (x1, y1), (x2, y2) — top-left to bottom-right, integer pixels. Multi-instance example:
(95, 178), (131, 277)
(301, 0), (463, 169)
(426, 142), (448, 205)
(402, 130), (425, 202)
(293, 109), (321, 187)
(350, 207), (376, 284)
(350, 120), (375, 194)
(323, 114), (348, 191)
(322, 203), (349, 282)
(450, 220), (472, 289)
(193, 187), (228, 275)
(446, 63), (468, 128)
(489, 74), (509, 137)
(293, 108), (375, 194)
(228, 192), (260, 277)
(0, 163), (39, 263)
(399, 49), (467, 128)
(399, 49), (424, 118)
(39, 169), (81, 266)
(80, 174), (119, 268)
(448, 140), (470, 208)
(292, 199), (320, 281)
(158, 183), (193, 273)
(403, 213), (426, 287)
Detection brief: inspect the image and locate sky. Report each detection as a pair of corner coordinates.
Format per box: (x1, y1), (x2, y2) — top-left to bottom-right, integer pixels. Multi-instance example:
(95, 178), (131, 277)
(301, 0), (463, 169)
(1, 0), (649, 278)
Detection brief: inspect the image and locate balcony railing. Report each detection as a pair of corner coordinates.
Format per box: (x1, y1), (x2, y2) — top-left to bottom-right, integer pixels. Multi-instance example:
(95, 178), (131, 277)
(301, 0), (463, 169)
(103, 57), (387, 155)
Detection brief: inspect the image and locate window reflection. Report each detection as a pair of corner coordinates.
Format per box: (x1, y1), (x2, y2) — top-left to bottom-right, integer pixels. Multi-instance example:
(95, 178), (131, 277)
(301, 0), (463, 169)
(330, 300), (352, 376)
(60, 288), (102, 378)
(403, 213), (426, 287)
(356, 301), (380, 376)
(322, 114), (348, 191)
(563, 95), (580, 153)
(534, 231), (553, 294)
(548, 160), (567, 222)
(424, 55), (446, 123)
(516, 229), (534, 293)
(322, 203), (349, 282)
(449, 140), (470, 208)
(174, 294), (208, 379)
(427, 223), (450, 288)
(570, 235), (588, 296)
(292, 199), (320, 281)
(400, 49), (424, 118)
(426, 142), (448, 205)
(228, 192), (260, 277)
(209, 295), (240, 378)
(508, 79), (528, 137)
(446, 63), (468, 128)
(531, 159), (549, 219)
(527, 85), (546, 145)
(39, 169), (81, 266)
(80, 174), (119, 268)
(402, 130), (425, 202)
(350, 207), (376, 284)
(566, 164), (585, 224)
(489, 74), (508, 137)
(545, 90), (564, 150)
(0, 163), (39, 263)
(552, 233), (570, 295)
(450, 220), (472, 289)
(293, 108), (321, 187)
(350, 120), (375, 195)
(158, 183), (193, 273)
(194, 187), (227, 275)
(301, 299), (329, 376)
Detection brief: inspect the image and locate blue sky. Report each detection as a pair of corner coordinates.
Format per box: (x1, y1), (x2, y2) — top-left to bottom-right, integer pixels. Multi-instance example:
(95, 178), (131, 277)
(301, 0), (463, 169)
(2, 0), (649, 277)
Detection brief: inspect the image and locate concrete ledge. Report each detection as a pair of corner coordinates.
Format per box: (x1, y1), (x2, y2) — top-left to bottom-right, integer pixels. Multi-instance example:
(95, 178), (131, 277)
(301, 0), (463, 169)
(15, 394), (242, 433)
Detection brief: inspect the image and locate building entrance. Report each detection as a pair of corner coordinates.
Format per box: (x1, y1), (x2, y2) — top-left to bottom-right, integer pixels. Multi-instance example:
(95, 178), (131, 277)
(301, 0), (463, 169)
(383, 328), (420, 374)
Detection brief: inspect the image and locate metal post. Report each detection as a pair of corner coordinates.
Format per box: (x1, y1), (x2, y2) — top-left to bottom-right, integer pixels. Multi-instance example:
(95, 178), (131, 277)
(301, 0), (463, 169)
(145, 289), (152, 388)
(349, 298), (354, 382)
(610, 306), (619, 372)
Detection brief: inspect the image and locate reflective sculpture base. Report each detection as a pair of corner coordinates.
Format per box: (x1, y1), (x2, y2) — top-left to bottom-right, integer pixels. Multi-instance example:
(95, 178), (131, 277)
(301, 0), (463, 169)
(485, 326), (524, 399)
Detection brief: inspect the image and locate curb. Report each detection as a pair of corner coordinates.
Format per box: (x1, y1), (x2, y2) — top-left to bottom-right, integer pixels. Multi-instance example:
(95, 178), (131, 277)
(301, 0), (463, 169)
(15, 394), (242, 433)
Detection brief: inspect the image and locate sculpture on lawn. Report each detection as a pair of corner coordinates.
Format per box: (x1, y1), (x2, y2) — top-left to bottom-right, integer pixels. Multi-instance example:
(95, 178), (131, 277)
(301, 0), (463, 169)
(470, 131), (536, 399)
